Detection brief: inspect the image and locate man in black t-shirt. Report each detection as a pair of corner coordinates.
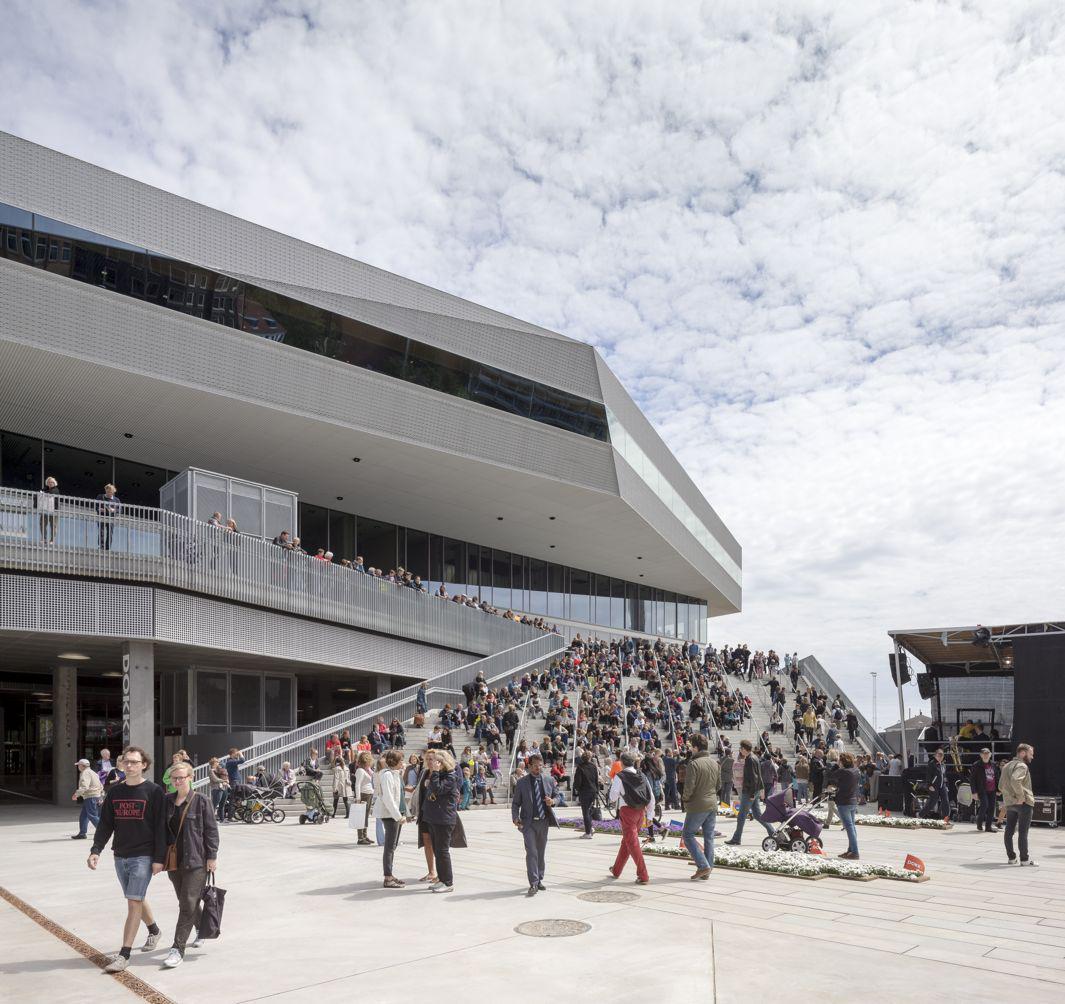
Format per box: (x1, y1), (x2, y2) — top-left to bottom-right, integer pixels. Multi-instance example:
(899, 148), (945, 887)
(88, 746), (168, 973)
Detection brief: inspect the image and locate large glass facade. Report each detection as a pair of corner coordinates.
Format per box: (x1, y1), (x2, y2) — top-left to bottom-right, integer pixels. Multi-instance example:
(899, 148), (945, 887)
(1, 201), (609, 442)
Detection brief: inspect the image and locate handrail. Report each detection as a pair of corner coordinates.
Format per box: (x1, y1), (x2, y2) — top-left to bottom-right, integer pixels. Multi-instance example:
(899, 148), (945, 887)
(507, 689), (533, 799)
(192, 631), (565, 787)
(798, 655), (891, 756)
(568, 688), (581, 782)
(0, 485), (547, 656)
(685, 655), (720, 748)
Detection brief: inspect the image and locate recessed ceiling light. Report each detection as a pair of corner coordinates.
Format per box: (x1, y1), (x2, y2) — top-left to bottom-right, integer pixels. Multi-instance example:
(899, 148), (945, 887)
(351, 457), (361, 463)
(639, 574), (644, 578)
(32, 692), (52, 699)
(101, 671), (122, 678)
(636, 556), (643, 560)
(496, 516), (504, 521)
(124, 433), (134, 439)
(58, 652), (91, 661)
(549, 545), (556, 548)
(336, 496), (344, 501)
(96, 458), (106, 464)
(549, 516), (556, 520)
(336, 687), (358, 693)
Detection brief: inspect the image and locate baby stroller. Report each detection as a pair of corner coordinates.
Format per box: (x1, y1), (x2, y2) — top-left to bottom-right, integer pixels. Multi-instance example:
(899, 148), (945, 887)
(296, 780), (333, 824)
(759, 789), (825, 853)
(231, 783), (286, 824)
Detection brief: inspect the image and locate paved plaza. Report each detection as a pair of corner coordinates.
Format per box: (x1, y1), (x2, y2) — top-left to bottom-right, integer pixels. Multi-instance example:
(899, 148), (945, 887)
(2, 803), (1064, 1003)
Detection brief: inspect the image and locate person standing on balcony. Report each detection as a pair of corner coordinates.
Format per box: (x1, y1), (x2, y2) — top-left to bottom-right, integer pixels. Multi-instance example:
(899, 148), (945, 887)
(36, 475), (60, 543)
(96, 483), (120, 550)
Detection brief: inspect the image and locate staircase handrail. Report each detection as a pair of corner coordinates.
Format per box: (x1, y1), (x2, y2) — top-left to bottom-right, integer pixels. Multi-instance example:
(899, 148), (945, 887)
(798, 655), (891, 756)
(507, 689), (533, 798)
(685, 655), (720, 748)
(192, 632), (565, 787)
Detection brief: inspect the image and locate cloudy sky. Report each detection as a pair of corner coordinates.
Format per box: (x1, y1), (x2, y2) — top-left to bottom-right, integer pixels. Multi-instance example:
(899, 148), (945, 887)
(4, 1), (1064, 722)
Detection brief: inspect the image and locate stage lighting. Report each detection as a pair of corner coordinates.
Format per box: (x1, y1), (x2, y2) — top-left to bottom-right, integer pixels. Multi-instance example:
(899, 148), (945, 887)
(973, 626), (991, 647)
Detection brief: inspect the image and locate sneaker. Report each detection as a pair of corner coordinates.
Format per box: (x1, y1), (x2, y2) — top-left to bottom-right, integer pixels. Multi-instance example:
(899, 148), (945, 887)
(724, 840), (740, 846)
(431, 883), (454, 894)
(1021, 860), (1039, 867)
(579, 833), (593, 839)
(103, 955), (129, 974)
(190, 933), (205, 948)
(140, 932), (160, 952)
(537, 882), (546, 891)
(162, 948), (183, 969)
(527, 885), (538, 897)
(70, 833), (87, 840)
(1007, 857), (1019, 865)
(691, 867), (712, 881)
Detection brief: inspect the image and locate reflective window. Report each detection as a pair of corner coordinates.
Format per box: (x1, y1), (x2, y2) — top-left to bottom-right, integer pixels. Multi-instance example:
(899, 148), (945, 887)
(113, 459), (167, 509)
(480, 547), (493, 605)
(492, 549), (511, 610)
(594, 574), (611, 625)
(1, 431), (41, 489)
(547, 563), (565, 618)
(610, 577), (625, 630)
(196, 671), (227, 727)
(42, 441), (112, 500)
(443, 537), (464, 591)
(570, 569), (590, 623)
(466, 543), (480, 595)
(528, 558), (547, 614)
(1, 201), (609, 443)
(329, 510), (356, 560)
(359, 518), (397, 573)
(511, 553), (525, 611)
(405, 528), (428, 580)
(428, 534), (445, 592)
(230, 673), (262, 730)
(298, 504), (329, 553)
(265, 676), (293, 729)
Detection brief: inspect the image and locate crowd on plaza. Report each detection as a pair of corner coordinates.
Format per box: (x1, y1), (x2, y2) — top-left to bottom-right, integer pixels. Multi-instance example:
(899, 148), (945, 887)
(70, 628), (1042, 979)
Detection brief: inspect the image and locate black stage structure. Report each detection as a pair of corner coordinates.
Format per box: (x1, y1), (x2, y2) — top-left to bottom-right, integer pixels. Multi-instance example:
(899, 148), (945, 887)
(889, 621), (1065, 811)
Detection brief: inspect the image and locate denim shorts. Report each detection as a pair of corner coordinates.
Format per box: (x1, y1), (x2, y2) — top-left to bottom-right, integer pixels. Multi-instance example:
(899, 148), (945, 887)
(114, 855), (154, 901)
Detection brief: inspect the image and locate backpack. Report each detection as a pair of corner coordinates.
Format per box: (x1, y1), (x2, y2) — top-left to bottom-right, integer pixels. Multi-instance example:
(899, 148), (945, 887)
(618, 771), (652, 808)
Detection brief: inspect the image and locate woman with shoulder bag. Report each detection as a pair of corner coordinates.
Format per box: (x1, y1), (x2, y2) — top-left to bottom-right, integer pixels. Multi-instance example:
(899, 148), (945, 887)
(162, 763), (219, 969)
(352, 752), (374, 845)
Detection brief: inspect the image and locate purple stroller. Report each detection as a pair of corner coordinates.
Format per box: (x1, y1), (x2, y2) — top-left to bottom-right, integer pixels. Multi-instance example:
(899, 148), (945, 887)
(759, 789), (825, 853)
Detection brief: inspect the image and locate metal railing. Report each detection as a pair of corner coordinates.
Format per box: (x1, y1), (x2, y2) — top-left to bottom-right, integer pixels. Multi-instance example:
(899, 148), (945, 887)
(685, 655), (720, 747)
(798, 655), (891, 756)
(0, 486), (547, 655)
(191, 632), (566, 787)
(506, 690), (533, 798)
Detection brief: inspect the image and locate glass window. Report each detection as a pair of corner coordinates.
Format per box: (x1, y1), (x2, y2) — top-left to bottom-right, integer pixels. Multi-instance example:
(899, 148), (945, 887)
(480, 547), (493, 605)
(174, 670), (188, 727)
(610, 577), (625, 630)
(511, 553), (525, 611)
(0, 204), (34, 266)
(625, 581), (639, 632)
(358, 518), (397, 573)
(492, 549), (511, 610)
(196, 671), (227, 727)
(570, 569), (590, 623)
(466, 543), (480, 595)
(547, 563), (565, 618)
(404, 528), (428, 580)
(265, 489), (295, 540)
(42, 441), (112, 501)
(428, 534), (445, 591)
(193, 471), (227, 524)
(264, 676), (293, 729)
(528, 558), (547, 614)
(676, 597), (688, 640)
(663, 591), (677, 637)
(298, 504), (329, 554)
(230, 673), (262, 730)
(328, 510), (356, 559)
(1, 431), (41, 490)
(34, 214), (146, 296)
(443, 537), (464, 591)
(113, 458), (167, 509)
(640, 585), (652, 636)
(594, 574), (611, 625)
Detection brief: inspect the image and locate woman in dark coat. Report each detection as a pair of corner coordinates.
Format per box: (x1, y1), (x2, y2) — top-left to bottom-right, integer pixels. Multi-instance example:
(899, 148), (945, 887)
(572, 751), (601, 837)
(162, 763), (219, 968)
(421, 749), (459, 893)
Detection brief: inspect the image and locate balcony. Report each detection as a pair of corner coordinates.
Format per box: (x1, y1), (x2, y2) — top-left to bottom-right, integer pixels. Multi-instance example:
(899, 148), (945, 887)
(0, 487), (547, 655)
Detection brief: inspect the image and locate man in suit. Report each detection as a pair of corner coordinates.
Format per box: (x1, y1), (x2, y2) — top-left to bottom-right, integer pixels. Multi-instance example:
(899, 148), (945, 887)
(512, 754), (559, 896)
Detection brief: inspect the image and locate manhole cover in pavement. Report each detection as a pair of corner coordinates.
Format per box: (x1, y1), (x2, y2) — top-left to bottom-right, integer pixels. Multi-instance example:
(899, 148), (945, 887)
(514, 919), (591, 938)
(576, 890), (640, 903)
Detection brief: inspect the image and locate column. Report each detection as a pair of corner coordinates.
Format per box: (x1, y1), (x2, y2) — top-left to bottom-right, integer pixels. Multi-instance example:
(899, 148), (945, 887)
(122, 640), (155, 771)
(52, 664), (78, 806)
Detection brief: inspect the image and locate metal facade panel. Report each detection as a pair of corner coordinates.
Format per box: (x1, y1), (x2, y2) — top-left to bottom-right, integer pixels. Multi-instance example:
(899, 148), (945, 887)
(596, 353), (742, 566)
(614, 455), (741, 614)
(0, 259), (619, 495)
(230, 275), (604, 402)
(0, 573), (153, 636)
(153, 589), (473, 676)
(0, 132), (568, 344)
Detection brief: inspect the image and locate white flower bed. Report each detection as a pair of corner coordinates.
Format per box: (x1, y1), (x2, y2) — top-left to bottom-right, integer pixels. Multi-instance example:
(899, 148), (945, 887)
(645, 842), (927, 882)
(808, 810), (952, 830)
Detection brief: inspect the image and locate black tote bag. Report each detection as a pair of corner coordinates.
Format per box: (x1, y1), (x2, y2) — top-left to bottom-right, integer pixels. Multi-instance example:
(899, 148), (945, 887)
(199, 872), (226, 940)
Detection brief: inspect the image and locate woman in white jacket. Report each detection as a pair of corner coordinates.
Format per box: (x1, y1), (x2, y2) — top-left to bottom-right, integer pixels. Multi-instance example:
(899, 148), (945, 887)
(373, 749), (406, 888)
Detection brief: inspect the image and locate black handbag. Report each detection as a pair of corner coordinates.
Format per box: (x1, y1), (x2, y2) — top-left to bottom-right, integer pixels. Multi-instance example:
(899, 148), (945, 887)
(198, 872), (226, 940)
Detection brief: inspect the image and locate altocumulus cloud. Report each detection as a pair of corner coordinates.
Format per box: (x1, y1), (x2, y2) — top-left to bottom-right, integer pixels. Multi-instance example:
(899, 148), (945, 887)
(3, 0), (1064, 717)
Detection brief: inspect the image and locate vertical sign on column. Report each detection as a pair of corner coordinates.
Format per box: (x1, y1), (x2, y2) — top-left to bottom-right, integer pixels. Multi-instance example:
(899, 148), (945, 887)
(122, 651), (131, 748)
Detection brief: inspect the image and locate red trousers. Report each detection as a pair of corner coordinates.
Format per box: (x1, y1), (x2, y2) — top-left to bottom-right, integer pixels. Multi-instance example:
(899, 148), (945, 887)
(611, 805), (649, 881)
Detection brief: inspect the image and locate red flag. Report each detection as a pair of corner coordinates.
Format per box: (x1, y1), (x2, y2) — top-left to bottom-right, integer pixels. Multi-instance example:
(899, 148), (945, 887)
(903, 854), (925, 874)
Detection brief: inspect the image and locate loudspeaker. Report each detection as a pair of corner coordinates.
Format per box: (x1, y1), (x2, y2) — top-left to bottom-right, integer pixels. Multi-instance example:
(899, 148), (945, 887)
(877, 774), (906, 812)
(889, 652), (911, 687)
(917, 673), (935, 700)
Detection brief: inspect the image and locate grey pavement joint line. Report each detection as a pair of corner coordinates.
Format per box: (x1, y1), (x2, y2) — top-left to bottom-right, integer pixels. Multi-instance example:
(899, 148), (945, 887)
(710, 921), (718, 1004)
(0, 884), (175, 1004)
